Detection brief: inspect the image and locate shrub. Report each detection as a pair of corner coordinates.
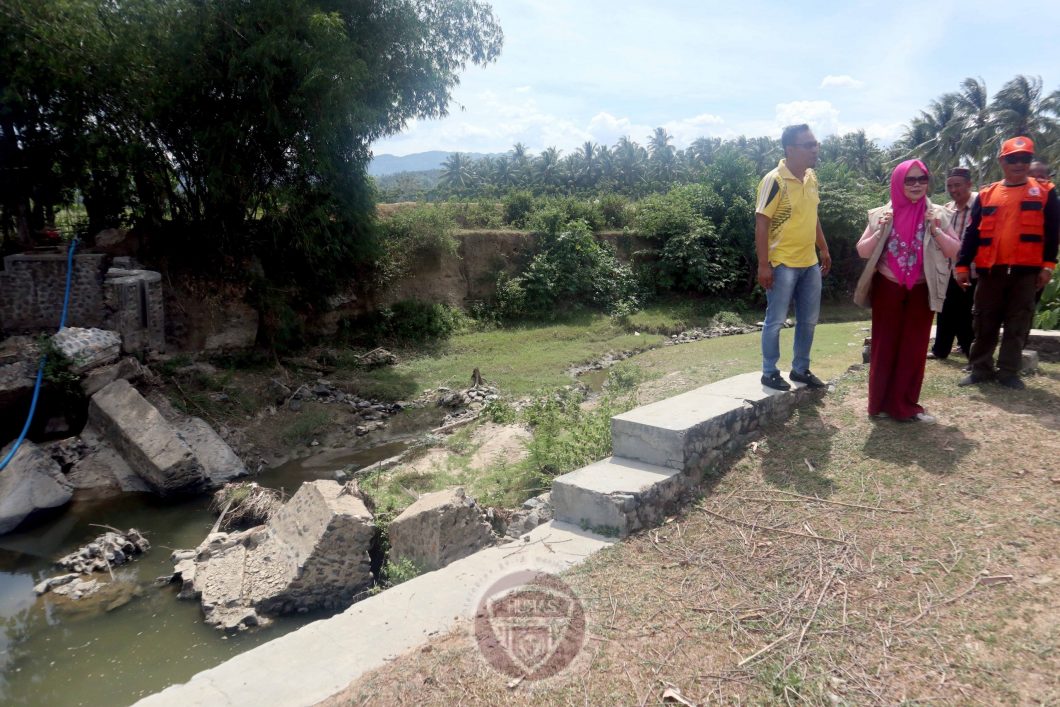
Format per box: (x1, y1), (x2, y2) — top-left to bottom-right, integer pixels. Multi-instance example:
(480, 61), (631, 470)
(1035, 270), (1060, 329)
(382, 556), (422, 587)
(376, 204), (458, 285)
(498, 219), (638, 319)
(351, 300), (466, 344)
(526, 196), (604, 232)
(597, 193), (631, 228)
(632, 184), (746, 296)
(502, 190), (535, 227)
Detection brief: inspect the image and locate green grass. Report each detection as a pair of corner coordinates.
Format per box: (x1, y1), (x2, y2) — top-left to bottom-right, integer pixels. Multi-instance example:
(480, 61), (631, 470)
(631, 317), (869, 403)
(344, 312), (665, 399)
(341, 304), (869, 402)
(279, 408), (333, 447)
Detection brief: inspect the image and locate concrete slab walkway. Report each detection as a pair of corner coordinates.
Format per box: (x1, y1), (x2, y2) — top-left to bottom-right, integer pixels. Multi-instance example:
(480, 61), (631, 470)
(135, 521), (614, 707)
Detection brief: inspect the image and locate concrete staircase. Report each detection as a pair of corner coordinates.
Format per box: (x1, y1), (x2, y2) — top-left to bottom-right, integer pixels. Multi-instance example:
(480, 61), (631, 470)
(551, 371), (820, 536)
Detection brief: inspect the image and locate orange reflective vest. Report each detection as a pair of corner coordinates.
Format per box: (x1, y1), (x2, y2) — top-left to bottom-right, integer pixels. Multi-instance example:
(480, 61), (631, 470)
(971, 177), (1053, 270)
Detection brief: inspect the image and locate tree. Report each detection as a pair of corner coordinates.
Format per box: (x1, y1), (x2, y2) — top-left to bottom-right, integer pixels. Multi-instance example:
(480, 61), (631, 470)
(1, 0), (504, 302)
(440, 153), (476, 194)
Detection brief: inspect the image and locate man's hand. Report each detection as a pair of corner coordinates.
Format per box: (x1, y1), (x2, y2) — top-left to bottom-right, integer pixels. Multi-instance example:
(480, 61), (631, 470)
(955, 271), (971, 289)
(757, 263), (773, 290)
(1038, 268), (1054, 290)
(819, 250), (832, 277)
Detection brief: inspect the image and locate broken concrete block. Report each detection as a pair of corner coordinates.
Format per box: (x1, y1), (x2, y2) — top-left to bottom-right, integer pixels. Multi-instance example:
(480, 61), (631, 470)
(88, 379), (206, 494)
(388, 487), (496, 572)
(51, 327), (121, 373)
(175, 417), (247, 485)
(0, 440), (73, 534)
(80, 356), (145, 397)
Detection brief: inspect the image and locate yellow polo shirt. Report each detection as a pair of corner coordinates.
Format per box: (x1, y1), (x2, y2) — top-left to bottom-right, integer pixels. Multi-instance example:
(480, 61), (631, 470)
(755, 159), (820, 267)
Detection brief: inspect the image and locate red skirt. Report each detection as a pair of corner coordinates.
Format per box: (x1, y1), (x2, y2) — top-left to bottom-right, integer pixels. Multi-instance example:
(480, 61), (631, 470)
(868, 273), (934, 419)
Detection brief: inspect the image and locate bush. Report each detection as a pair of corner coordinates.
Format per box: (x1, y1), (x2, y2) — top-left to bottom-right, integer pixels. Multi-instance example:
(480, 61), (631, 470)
(631, 184), (746, 296)
(382, 556), (422, 587)
(1035, 270), (1060, 329)
(447, 199), (503, 228)
(376, 204), (458, 285)
(350, 300), (466, 344)
(502, 190), (535, 227)
(526, 196), (604, 232)
(597, 193), (631, 228)
(497, 219), (638, 319)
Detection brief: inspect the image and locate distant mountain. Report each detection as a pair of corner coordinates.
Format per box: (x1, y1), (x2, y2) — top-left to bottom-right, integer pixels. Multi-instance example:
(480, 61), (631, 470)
(368, 150), (495, 176)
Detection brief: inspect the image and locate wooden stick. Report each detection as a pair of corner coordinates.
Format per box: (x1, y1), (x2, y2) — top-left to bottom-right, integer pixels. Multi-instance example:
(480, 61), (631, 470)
(771, 489), (912, 514)
(698, 507), (848, 545)
(797, 567), (838, 651)
(737, 631), (795, 667)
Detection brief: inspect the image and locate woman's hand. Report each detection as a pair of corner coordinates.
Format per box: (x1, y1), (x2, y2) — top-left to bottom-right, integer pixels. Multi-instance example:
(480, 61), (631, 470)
(878, 211), (893, 228)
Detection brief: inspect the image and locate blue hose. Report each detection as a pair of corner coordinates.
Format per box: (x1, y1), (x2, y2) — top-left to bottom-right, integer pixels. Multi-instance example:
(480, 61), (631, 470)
(0, 237), (80, 471)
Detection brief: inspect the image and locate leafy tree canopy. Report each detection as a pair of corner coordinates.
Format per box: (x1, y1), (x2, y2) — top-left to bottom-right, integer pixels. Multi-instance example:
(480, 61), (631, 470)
(1, 0), (502, 300)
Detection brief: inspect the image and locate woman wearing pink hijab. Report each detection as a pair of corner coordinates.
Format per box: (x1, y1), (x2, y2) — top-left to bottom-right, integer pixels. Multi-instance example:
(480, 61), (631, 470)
(856, 159), (962, 422)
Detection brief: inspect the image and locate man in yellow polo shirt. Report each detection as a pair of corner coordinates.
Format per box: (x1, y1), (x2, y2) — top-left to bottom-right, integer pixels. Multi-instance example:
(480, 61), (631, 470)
(755, 123), (832, 391)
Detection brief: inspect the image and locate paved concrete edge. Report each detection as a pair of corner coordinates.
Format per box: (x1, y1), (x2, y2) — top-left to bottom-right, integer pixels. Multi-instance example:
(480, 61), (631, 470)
(134, 521), (615, 707)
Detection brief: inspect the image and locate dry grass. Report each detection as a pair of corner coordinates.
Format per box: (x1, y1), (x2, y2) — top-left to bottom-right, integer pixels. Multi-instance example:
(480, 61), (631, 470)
(320, 361), (1060, 706)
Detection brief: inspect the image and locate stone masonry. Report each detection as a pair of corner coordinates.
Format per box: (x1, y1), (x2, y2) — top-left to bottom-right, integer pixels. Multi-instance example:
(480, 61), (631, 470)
(0, 252), (107, 330)
(553, 371), (820, 536)
(172, 480), (375, 630)
(0, 252), (164, 356)
(387, 487), (497, 571)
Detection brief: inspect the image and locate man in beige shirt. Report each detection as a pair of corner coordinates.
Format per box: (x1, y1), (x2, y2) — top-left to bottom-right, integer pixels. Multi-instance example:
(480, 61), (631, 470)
(930, 167), (978, 359)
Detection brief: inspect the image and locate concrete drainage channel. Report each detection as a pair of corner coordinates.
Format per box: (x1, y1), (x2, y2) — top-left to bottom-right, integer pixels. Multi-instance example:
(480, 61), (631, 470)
(137, 371), (822, 706)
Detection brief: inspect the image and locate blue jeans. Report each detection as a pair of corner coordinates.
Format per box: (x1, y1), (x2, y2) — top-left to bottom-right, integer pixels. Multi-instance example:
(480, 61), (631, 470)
(761, 264), (822, 376)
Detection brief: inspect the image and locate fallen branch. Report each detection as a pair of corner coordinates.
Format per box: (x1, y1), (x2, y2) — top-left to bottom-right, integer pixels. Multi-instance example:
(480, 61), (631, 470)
(698, 507), (848, 545)
(771, 489), (912, 514)
(737, 631), (795, 667)
(796, 567), (838, 652)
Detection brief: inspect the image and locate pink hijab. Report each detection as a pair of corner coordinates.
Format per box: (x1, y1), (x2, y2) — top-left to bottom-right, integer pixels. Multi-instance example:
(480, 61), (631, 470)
(885, 159), (930, 289)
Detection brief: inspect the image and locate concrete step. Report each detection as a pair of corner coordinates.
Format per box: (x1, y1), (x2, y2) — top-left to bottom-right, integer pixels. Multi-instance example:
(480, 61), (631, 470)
(611, 371), (810, 472)
(551, 456), (685, 537)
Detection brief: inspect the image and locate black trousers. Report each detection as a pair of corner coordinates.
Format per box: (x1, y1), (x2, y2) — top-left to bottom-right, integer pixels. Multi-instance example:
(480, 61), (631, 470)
(969, 269), (1038, 378)
(932, 274), (975, 357)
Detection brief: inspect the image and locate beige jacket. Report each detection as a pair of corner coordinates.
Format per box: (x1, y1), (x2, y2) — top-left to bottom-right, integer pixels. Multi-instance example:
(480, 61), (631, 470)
(861, 202), (960, 312)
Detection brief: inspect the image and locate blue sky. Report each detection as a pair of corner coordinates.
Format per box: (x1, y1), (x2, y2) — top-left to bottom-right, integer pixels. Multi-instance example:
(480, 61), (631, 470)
(372, 0), (1060, 156)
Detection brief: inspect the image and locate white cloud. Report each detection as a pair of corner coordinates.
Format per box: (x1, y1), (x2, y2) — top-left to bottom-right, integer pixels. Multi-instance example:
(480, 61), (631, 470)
(820, 74), (865, 89)
(775, 100), (842, 138)
(586, 112), (652, 146)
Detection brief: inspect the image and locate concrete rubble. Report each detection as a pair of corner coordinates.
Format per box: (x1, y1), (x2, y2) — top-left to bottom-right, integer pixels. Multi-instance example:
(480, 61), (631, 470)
(387, 487), (497, 572)
(0, 439), (72, 534)
(504, 492), (554, 538)
(56, 528), (149, 574)
(171, 480), (375, 631)
(88, 379), (246, 494)
(51, 327), (122, 373)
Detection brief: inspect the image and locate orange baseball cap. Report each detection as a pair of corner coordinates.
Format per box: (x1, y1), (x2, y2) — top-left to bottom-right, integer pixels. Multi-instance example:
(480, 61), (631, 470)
(999, 136), (1034, 157)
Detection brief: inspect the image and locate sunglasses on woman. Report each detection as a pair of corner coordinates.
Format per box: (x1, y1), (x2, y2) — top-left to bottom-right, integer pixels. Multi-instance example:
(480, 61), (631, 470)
(1003, 154), (1032, 165)
(903, 175), (930, 186)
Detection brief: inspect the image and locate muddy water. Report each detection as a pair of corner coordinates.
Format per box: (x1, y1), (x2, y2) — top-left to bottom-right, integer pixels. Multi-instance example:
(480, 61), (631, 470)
(0, 427), (424, 706)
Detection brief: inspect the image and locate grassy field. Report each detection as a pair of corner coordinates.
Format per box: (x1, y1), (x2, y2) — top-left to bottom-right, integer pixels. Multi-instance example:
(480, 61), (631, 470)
(345, 301), (868, 401)
(322, 353), (1060, 706)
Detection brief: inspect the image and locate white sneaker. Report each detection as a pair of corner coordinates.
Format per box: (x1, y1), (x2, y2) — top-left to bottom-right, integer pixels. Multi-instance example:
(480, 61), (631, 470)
(912, 412), (936, 424)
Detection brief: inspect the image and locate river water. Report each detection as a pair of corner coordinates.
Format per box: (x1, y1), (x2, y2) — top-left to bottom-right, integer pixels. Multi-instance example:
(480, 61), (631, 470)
(0, 426), (423, 706)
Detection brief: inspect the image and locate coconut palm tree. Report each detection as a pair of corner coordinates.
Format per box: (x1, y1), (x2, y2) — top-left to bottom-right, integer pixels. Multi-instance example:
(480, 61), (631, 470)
(535, 146), (562, 192)
(440, 152), (475, 194)
(647, 127), (677, 186)
(953, 77), (991, 173)
(612, 136), (646, 195)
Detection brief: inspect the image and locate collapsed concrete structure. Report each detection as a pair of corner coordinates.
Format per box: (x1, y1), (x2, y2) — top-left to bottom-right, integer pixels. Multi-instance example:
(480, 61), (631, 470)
(172, 480), (376, 631)
(387, 487), (497, 572)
